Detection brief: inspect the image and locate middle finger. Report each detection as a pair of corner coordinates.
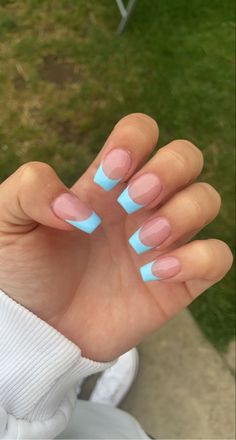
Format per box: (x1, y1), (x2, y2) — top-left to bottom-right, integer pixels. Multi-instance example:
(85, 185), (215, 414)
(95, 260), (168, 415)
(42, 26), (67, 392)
(117, 139), (204, 214)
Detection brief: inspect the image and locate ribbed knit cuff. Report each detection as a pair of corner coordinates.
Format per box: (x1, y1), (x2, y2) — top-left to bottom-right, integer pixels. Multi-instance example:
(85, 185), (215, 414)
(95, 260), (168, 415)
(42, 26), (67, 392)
(0, 289), (113, 438)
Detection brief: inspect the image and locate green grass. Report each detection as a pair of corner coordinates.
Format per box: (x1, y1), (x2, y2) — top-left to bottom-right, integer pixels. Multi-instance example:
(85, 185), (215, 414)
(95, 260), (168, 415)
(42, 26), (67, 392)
(0, 0), (235, 352)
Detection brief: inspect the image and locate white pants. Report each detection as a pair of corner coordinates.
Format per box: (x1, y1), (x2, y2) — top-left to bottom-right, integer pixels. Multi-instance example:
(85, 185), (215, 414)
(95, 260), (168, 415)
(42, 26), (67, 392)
(57, 400), (150, 439)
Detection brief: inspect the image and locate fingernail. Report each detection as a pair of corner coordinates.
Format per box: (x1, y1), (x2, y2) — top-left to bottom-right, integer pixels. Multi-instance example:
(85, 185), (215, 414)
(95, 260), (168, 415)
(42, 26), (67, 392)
(140, 257), (181, 282)
(52, 193), (101, 234)
(129, 217), (171, 254)
(94, 149), (131, 191)
(117, 173), (162, 214)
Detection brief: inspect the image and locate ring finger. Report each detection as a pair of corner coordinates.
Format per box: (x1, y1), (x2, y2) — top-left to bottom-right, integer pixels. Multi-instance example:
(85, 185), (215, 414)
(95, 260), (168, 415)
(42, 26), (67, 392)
(117, 139), (204, 214)
(128, 182), (221, 255)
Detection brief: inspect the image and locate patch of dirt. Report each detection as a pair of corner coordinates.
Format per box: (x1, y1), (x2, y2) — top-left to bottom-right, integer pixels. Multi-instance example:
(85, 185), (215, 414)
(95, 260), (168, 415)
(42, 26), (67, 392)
(46, 117), (90, 145)
(39, 54), (80, 88)
(14, 74), (27, 90)
(47, 118), (77, 143)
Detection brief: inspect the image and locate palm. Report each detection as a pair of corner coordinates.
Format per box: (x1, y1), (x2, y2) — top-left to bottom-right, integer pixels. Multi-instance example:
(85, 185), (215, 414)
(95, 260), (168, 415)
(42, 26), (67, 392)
(1, 115), (230, 361)
(0, 182), (189, 361)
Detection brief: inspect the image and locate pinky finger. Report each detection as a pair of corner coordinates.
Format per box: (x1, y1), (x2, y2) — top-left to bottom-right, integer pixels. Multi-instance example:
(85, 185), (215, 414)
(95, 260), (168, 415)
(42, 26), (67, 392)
(140, 239), (233, 297)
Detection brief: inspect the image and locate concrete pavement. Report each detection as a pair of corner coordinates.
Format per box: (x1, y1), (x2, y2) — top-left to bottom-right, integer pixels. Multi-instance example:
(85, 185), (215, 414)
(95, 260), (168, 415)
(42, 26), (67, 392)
(80, 310), (235, 439)
(121, 310), (235, 439)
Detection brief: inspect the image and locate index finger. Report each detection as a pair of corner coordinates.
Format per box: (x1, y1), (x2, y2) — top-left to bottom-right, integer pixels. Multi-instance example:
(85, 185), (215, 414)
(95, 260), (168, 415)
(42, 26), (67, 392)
(72, 113), (159, 193)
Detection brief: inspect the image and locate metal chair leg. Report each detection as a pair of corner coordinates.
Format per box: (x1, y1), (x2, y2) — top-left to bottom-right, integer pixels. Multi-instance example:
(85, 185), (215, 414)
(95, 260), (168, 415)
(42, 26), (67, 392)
(116, 0), (137, 34)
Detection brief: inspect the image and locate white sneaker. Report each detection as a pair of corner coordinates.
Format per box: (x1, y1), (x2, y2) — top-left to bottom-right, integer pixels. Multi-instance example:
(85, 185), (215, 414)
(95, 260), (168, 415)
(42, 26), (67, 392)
(89, 348), (139, 407)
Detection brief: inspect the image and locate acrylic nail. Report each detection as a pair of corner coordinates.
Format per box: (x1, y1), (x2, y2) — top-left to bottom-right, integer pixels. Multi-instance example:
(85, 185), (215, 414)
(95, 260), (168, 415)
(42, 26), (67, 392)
(140, 257), (181, 282)
(129, 217), (171, 254)
(117, 173), (162, 214)
(94, 149), (131, 191)
(52, 192), (101, 234)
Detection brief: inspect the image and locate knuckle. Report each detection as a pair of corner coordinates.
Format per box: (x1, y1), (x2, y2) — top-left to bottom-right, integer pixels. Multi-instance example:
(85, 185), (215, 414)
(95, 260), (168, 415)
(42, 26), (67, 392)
(131, 113), (159, 130)
(196, 182), (222, 213)
(115, 113), (159, 143)
(180, 193), (204, 224)
(166, 148), (189, 176)
(196, 239), (233, 279)
(118, 113), (158, 128)
(170, 139), (204, 173)
(189, 197), (204, 219)
(18, 161), (54, 186)
(196, 241), (216, 275)
(175, 139), (201, 155)
(219, 241), (234, 270)
(181, 183), (222, 225)
(216, 240), (234, 263)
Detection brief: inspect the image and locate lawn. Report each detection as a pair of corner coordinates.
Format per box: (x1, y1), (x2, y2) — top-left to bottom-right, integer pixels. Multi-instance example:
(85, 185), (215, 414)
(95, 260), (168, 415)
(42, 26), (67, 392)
(0, 0), (235, 352)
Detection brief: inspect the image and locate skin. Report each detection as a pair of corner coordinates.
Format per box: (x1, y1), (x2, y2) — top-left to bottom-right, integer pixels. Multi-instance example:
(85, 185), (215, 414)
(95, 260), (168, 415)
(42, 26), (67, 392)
(0, 114), (233, 362)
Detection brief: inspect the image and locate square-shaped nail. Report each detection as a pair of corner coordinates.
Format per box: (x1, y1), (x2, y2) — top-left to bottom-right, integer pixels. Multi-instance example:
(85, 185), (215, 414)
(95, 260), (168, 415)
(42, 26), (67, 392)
(117, 173), (162, 214)
(52, 193), (101, 234)
(129, 217), (171, 254)
(140, 261), (160, 282)
(94, 149), (131, 191)
(140, 257), (181, 282)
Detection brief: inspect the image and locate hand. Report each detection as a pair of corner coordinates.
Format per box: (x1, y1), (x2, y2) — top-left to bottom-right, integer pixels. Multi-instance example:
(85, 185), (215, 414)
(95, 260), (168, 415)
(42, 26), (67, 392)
(0, 114), (232, 361)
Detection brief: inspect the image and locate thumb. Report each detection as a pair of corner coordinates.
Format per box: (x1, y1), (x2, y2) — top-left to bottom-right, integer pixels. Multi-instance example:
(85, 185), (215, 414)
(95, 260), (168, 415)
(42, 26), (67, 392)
(0, 162), (101, 234)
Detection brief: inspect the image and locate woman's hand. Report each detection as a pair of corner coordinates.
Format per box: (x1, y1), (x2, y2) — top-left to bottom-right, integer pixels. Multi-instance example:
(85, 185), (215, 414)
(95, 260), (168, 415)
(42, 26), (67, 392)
(0, 114), (233, 361)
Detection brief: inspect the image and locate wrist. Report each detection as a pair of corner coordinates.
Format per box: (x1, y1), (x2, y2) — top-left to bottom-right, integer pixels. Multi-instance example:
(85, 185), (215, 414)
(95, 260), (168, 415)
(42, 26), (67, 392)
(0, 289), (114, 438)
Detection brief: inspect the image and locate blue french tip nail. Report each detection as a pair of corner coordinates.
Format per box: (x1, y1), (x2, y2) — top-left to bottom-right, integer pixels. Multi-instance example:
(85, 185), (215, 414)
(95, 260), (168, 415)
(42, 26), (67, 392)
(65, 212), (101, 234)
(117, 187), (143, 214)
(140, 261), (160, 282)
(129, 228), (153, 254)
(94, 164), (120, 191)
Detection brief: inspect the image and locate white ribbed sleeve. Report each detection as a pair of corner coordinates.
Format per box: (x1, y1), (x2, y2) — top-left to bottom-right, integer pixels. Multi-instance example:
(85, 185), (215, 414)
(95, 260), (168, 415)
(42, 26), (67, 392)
(0, 289), (113, 439)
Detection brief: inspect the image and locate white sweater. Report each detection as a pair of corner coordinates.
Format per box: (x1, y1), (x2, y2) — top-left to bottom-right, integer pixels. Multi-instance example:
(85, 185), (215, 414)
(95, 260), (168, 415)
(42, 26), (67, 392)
(0, 289), (112, 439)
